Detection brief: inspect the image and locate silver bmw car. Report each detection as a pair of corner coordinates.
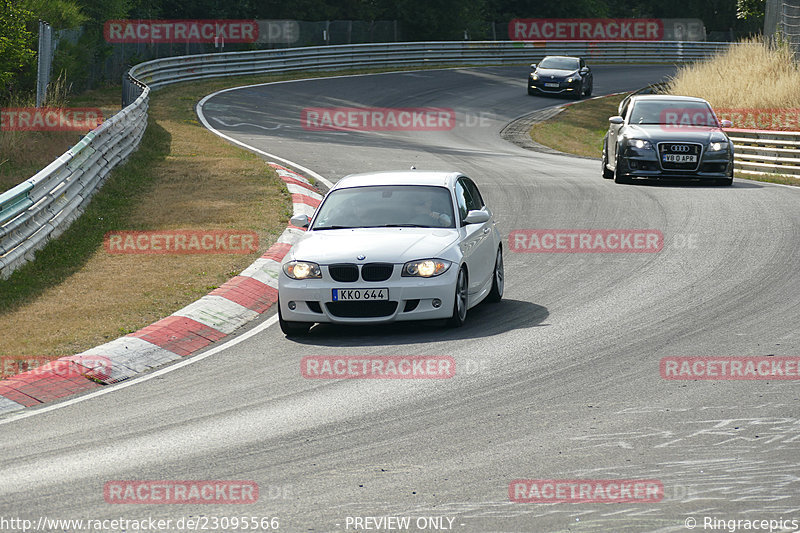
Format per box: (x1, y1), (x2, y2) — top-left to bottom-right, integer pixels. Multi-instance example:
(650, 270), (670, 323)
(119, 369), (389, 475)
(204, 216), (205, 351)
(277, 171), (504, 335)
(602, 95), (734, 185)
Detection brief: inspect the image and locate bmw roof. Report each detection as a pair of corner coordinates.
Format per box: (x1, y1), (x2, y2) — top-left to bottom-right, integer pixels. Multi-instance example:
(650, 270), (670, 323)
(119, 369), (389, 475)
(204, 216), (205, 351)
(331, 170), (462, 190)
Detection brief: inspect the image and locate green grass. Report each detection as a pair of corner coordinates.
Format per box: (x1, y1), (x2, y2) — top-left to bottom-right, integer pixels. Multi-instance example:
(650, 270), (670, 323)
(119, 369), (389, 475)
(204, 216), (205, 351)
(529, 94), (627, 158)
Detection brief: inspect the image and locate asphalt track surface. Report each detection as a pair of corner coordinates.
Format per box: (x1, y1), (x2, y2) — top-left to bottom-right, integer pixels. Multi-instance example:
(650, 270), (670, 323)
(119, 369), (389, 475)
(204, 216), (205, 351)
(2, 65), (799, 532)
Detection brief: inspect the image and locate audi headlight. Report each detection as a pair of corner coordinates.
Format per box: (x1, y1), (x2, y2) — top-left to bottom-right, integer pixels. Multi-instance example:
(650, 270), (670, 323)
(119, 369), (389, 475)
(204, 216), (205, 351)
(709, 141), (729, 152)
(283, 261), (322, 279)
(629, 139), (654, 150)
(402, 259), (451, 278)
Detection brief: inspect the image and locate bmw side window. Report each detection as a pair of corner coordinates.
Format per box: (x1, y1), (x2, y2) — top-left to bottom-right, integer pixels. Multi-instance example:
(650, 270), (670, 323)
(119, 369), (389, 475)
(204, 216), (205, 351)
(464, 178), (484, 210)
(455, 181), (469, 225)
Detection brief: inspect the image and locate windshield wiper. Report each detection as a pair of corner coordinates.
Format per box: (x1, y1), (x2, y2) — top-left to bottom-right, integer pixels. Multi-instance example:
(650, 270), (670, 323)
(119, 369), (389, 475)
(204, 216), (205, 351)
(368, 224), (430, 228)
(313, 225), (358, 230)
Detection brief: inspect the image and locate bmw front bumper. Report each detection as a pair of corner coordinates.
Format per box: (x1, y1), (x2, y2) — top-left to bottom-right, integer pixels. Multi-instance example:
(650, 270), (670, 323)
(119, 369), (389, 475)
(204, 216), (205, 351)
(278, 265), (458, 324)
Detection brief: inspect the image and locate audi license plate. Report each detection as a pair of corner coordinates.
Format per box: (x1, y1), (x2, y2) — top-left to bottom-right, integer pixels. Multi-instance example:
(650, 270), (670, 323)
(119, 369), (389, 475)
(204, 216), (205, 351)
(332, 288), (388, 301)
(544, 82), (559, 88)
(663, 154), (697, 163)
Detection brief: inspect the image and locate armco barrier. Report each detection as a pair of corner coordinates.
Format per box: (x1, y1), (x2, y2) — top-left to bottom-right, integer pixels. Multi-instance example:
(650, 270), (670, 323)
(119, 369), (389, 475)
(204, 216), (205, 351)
(0, 39), (740, 279)
(0, 78), (148, 279)
(725, 129), (800, 178)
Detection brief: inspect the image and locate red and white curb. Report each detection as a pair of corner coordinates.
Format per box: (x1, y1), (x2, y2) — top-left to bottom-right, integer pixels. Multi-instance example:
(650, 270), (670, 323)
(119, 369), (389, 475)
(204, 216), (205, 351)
(0, 163), (321, 415)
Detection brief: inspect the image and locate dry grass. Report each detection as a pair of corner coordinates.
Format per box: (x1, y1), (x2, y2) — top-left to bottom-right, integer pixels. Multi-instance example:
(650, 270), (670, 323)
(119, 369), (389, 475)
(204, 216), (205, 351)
(1, 77), (122, 192)
(0, 79), (292, 358)
(662, 36), (800, 109)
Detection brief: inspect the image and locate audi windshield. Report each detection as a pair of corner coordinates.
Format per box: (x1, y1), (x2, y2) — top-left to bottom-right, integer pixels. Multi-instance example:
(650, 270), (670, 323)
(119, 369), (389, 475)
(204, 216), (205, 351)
(628, 100), (720, 127)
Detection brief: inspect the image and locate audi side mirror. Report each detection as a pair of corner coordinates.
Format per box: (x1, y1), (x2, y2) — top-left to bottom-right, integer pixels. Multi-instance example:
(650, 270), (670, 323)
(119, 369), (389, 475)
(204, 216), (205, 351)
(530, 63), (537, 70)
(720, 119), (733, 128)
(579, 67), (589, 75)
(609, 116), (624, 125)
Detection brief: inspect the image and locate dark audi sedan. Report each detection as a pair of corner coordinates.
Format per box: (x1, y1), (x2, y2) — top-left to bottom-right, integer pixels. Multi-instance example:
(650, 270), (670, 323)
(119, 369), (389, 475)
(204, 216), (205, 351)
(602, 95), (734, 185)
(528, 56), (593, 99)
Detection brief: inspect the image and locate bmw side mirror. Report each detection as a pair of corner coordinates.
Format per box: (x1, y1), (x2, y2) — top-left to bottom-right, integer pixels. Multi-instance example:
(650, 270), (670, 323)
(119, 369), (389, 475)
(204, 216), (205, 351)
(464, 210), (490, 224)
(609, 116), (624, 125)
(290, 214), (310, 228)
(720, 119), (733, 128)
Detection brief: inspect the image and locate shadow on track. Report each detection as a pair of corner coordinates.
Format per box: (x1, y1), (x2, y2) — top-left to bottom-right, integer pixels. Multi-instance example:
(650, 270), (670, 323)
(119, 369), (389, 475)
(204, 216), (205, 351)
(285, 299), (549, 347)
(612, 178), (765, 189)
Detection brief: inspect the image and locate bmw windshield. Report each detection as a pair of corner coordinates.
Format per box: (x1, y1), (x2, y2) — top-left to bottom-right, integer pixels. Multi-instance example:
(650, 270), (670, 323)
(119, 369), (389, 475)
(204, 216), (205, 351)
(311, 185), (456, 229)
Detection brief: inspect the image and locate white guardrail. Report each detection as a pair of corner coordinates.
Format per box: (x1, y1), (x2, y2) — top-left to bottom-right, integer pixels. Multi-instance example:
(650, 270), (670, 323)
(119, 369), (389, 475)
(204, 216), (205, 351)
(1, 40), (798, 279)
(725, 129), (800, 178)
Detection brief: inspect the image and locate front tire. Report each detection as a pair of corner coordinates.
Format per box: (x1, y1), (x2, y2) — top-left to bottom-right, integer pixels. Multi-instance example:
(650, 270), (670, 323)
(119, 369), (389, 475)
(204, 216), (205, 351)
(602, 142), (614, 179)
(278, 300), (312, 336)
(486, 247), (504, 303)
(613, 154), (630, 184)
(446, 267), (468, 328)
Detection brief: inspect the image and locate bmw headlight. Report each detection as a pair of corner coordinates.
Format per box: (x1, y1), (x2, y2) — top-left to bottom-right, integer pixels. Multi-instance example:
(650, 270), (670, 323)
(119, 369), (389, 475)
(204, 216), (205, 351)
(402, 259), (451, 278)
(708, 141), (729, 152)
(629, 139), (654, 150)
(283, 261), (322, 279)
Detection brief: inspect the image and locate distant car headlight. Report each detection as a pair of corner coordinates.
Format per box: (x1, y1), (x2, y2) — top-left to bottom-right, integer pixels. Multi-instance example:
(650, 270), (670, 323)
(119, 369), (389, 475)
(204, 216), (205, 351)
(708, 141), (729, 152)
(283, 261), (322, 279)
(402, 259), (451, 278)
(629, 139), (654, 150)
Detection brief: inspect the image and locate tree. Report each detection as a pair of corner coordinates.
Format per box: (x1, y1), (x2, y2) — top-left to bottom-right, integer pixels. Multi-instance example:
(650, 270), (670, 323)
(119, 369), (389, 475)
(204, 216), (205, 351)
(736, 0), (765, 22)
(0, 0), (36, 97)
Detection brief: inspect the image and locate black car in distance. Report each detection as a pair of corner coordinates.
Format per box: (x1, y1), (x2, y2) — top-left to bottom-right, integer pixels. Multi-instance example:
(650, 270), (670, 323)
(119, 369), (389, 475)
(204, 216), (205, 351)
(527, 55), (593, 99)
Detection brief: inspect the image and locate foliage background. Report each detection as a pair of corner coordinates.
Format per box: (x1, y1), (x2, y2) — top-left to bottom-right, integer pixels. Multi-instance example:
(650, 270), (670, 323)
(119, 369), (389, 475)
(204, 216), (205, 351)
(0, 0), (766, 104)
